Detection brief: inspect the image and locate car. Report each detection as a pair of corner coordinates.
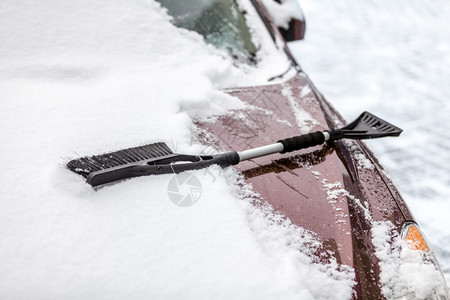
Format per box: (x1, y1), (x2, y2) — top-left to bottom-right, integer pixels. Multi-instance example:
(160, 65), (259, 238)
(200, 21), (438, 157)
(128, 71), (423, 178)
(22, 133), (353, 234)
(153, 0), (449, 298)
(1, 0), (448, 299)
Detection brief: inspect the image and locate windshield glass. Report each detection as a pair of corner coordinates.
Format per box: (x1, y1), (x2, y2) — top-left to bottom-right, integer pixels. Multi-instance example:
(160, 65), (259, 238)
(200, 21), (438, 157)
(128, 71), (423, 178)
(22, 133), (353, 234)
(155, 0), (258, 63)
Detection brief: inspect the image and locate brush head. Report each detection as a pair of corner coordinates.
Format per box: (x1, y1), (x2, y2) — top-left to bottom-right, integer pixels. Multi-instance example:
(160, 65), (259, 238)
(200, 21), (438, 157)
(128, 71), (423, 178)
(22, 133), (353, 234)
(67, 142), (174, 178)
(67, 142), (239, 187)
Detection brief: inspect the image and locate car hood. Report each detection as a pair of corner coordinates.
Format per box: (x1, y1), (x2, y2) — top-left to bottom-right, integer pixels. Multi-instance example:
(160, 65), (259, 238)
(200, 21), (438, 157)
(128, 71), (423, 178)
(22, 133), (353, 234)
(196, 72), (412, 298)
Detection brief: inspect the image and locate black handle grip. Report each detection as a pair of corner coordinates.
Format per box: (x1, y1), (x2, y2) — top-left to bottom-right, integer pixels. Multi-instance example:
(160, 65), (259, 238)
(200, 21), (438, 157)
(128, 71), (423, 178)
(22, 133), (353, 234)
(277, 131), (325, 154)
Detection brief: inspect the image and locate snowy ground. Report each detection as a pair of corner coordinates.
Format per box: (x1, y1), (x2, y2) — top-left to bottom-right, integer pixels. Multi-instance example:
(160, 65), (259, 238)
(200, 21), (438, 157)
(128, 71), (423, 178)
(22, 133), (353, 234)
(290, 0), (450, 281)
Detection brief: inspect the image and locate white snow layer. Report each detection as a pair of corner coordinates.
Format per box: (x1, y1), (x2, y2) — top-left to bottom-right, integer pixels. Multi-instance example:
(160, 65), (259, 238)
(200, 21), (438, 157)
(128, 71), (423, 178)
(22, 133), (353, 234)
(281, 84), (318, 133)
(371, 222), (448, 299)
(0, 0), (354, 299)
(291, 0), (450, 285)
(261, 0), (304, 29)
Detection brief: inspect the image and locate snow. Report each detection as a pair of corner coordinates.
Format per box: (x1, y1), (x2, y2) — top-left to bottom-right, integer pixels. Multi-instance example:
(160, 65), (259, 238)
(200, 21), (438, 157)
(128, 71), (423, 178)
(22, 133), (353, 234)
(320, 178), (372, 223)
(261, 0), (305, 29)
(344, 141), (375, 171)
(290, 0), (450, 284)
(281, 83), (318, 133)
(0, 0), (354, 298)
(371, 221), (448, 299)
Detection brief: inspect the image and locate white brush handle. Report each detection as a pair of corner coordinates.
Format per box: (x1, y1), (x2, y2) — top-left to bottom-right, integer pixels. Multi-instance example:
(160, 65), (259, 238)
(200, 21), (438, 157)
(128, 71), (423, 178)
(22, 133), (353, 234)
(238, 143), (284, 161)
(237, 131), (330, 162)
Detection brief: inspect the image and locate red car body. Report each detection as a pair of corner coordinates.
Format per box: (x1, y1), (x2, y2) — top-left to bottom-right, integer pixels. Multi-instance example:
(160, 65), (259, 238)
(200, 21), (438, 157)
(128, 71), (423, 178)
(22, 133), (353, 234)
(198, 74), (408, 298)
(193, 0), (448, 298)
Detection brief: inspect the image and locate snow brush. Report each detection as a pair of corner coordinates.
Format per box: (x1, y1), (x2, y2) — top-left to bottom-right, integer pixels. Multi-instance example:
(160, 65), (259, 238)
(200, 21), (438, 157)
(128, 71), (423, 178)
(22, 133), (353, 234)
(67, 111), (402, 187)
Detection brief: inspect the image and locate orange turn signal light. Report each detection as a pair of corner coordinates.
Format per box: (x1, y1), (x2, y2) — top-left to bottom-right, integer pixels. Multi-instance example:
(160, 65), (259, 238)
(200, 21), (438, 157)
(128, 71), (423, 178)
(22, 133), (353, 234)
(404, 223), (430, 251)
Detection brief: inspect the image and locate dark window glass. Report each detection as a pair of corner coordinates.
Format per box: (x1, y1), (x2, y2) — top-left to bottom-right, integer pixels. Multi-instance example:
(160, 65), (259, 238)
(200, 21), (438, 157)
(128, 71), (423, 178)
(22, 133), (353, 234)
(156, 0), (258, 63)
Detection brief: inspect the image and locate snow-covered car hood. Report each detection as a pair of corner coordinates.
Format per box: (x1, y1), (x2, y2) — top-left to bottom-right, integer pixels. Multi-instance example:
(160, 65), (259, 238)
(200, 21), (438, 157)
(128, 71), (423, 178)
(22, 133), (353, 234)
(196, 72), (448, 298)
(1, 0), (448, 299)
(0, 0), (353, 298)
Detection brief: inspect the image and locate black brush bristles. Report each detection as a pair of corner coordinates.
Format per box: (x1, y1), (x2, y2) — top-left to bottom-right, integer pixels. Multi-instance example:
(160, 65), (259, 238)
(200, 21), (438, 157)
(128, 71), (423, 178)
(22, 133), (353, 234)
(67, 142), (174, 178)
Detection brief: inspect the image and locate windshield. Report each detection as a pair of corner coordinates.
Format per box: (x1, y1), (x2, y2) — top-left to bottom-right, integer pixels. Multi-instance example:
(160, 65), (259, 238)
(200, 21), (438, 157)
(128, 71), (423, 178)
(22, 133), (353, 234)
(156, 0), (258, 63)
